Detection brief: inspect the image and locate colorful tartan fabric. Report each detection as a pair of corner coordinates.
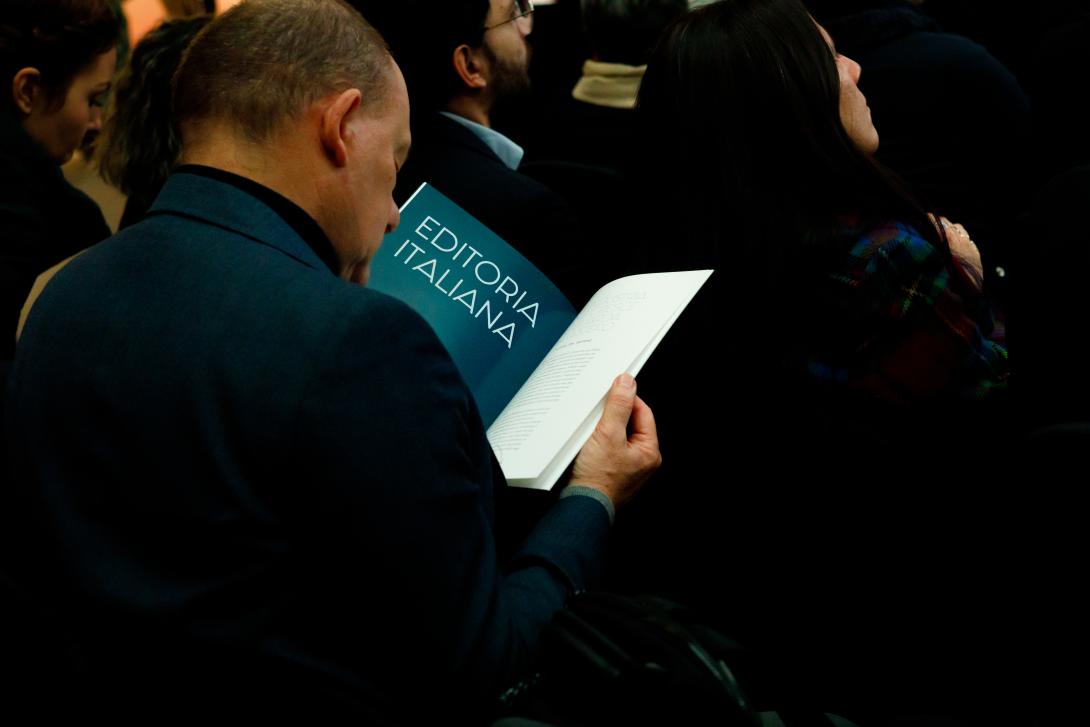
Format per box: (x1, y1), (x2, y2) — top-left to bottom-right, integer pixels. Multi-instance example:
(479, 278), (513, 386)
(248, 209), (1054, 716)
(803, 221), (1008, 404)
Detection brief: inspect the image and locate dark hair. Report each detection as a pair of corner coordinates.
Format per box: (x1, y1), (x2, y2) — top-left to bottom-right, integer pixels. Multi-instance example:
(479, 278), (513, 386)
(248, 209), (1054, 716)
(637, 0), (946, 276)
(97, 15), (211, 200)
(580, 0), (688, 66)
(349, 0), (490, 113)
(0, 0), (120, 113)
(173, 0), (392, 144)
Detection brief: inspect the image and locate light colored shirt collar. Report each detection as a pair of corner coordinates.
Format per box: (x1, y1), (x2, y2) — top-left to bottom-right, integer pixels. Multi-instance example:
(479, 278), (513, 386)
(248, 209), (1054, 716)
(439, 111), (524, 171)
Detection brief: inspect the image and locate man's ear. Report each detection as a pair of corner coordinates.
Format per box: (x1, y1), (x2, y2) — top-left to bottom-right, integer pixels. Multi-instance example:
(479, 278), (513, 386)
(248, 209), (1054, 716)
(320, 88), (363, 168)
(12, 67), (43, 115)
(452, 43), (489, 90)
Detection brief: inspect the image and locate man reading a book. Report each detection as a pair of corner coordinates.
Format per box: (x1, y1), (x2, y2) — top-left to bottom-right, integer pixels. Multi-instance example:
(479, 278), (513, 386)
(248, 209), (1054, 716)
(2, 0), (661, 721)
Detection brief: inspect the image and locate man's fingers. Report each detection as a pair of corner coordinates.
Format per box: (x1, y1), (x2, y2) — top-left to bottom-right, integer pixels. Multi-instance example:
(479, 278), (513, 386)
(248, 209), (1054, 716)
(628, 395), (658, 448)
(598, 373), (637, 436)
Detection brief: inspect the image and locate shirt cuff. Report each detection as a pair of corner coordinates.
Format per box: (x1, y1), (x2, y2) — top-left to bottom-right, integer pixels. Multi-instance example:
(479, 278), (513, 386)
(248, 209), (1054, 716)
(560, 485), (615, 525)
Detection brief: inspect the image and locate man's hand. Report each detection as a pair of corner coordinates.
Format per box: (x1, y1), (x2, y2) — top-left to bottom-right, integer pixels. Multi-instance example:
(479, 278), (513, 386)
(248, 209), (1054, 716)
(568, 373), (661, 509)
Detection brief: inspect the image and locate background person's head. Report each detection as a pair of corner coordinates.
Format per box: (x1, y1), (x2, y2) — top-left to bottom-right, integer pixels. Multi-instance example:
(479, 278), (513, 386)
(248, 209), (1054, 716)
(173, 0), (410, 284)
(1, 0), (121, 164)
(638, 0), (929, 271)
(351, 0), (533, 120)
(97, 15), (211, 206)
(580, 0), (687, 66)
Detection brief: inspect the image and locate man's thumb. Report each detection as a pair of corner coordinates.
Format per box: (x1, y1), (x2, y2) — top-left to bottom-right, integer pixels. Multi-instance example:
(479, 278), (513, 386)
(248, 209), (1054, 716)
(600, 374), (636, 432)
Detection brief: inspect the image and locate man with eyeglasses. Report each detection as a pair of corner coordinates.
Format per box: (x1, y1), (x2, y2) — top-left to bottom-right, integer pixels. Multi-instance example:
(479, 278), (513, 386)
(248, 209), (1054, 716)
(353, 0), (606, 308)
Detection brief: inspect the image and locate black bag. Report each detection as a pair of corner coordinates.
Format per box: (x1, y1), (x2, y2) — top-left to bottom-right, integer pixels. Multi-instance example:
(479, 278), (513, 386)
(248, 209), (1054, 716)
(498, 591), (765, 726)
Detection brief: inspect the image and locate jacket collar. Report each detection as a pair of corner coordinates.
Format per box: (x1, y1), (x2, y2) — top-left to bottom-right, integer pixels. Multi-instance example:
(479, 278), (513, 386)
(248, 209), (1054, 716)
(437, 112), (524, 170)
(147, 169), (333, 274)
(572, 61), (646, 110)
(425, 112), (505, 165)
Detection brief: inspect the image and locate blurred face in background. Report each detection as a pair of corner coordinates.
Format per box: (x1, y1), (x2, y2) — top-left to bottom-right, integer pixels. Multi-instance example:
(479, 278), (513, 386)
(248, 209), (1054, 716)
(482, 0), (533, 98)
(817, 22), (879, 155)
(17, 48), (117, 164)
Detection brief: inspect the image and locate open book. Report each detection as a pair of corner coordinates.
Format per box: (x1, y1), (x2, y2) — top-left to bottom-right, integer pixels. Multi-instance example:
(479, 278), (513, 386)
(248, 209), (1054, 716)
(369, 183), (712, 490)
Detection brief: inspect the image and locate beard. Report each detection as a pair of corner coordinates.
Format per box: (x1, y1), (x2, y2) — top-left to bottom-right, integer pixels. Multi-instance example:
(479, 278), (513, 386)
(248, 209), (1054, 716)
(483, 37), (532, 103)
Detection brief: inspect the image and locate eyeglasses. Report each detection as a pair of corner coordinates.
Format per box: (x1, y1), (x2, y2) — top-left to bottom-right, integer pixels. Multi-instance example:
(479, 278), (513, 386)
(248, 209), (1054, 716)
(483, 0), (534, 31)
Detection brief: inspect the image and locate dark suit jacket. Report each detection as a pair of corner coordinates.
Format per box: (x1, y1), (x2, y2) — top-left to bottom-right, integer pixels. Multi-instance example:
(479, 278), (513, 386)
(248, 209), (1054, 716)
(396, 113), (607, 308)
(3, 170), (610, 721)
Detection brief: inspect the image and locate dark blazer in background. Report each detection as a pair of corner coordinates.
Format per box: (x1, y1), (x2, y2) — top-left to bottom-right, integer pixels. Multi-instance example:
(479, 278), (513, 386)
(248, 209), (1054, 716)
(3, 170), (610, 721)
(0, 113), (110, 360)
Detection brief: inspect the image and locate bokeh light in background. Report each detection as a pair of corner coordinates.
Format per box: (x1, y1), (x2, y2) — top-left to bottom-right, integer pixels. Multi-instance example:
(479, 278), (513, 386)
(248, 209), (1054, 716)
(124, 0), (241, 46)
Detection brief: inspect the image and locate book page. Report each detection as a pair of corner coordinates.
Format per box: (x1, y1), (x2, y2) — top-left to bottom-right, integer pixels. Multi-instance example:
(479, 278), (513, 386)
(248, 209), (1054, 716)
(488, 270), (712, 489)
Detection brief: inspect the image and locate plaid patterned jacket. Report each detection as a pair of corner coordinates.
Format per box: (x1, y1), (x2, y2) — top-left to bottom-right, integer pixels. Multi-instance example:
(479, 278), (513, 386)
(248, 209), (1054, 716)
(802, 220), (1008, 404)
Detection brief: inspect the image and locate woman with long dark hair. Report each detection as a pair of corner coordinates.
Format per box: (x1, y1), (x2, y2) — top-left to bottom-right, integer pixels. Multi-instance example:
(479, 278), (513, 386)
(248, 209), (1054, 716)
(1, 0), (121, 359)
(609, 1), (1018, 719)
(637, 0), (1006, 408)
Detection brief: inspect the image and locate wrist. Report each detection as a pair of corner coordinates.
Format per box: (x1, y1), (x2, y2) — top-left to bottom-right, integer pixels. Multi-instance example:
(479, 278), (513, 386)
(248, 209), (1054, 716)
(561, 483), (617, 523)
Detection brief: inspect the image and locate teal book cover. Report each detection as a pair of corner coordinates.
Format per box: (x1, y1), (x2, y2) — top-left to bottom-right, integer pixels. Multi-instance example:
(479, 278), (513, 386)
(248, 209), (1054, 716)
(369, 183), (577, 427)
